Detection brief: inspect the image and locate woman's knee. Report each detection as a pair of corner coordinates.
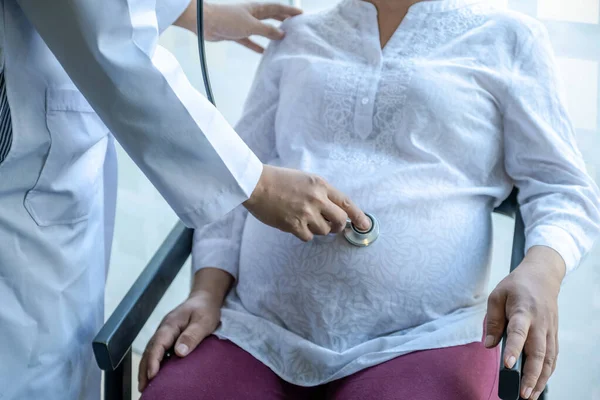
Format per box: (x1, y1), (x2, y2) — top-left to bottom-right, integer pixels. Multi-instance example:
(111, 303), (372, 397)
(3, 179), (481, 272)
(141, 336), (283, 400)
(328, 343), (499, 400)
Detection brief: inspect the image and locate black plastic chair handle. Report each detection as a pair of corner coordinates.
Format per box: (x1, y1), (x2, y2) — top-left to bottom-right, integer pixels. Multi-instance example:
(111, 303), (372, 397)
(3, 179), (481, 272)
(497, 202), (526, 400)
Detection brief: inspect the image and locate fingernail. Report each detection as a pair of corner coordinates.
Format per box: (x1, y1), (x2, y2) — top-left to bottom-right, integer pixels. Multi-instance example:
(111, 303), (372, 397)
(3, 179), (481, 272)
(176, 343), (189, 356)
(507, 355), (517, 368)
(360, 216), (371, 230)
(147, 365), (156, 379)
(484, 335), (495, 348)
(523, 387), (533, 398)
(532, 391), (542, 400)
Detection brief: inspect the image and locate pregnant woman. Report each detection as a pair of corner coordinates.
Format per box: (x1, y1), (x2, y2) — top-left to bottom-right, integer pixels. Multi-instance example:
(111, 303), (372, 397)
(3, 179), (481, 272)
(139, 1), (600, 399)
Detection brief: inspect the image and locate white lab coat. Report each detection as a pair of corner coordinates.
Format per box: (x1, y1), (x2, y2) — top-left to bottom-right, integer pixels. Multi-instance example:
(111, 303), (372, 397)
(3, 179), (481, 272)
(0, 0), (263, 399)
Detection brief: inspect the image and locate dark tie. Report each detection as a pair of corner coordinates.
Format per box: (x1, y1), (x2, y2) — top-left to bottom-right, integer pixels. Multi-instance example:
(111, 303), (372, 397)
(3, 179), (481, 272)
(0, 71), (13, 164)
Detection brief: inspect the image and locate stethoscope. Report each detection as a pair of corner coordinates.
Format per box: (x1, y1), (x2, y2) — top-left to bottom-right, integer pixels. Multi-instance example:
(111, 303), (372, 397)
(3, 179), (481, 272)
(195, 0), (379, 247)
(342, 213), (380, 247)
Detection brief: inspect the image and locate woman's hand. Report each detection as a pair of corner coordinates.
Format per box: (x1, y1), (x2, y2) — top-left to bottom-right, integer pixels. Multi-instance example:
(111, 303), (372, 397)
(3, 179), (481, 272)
(485, 246), (566, 400)
(137, 291), (221, 392)
(138, 268), (233, 392)
(175, 1), (303, 53)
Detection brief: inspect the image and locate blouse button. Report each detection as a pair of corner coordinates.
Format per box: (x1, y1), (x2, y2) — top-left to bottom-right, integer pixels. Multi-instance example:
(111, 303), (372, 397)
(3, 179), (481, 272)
(361, 97), (369, 105)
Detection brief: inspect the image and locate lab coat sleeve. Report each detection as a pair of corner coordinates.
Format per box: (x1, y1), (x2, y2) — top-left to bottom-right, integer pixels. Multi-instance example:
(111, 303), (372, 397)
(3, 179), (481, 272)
(17, 0), (263, 228)
(192, 41), (282, 279)
(502, 23), (600, 274)
(156, 0), (191, 33)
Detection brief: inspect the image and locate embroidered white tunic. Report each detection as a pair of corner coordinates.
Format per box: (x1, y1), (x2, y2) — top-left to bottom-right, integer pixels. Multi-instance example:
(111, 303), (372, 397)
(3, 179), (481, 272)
(192, 0), (600, 386)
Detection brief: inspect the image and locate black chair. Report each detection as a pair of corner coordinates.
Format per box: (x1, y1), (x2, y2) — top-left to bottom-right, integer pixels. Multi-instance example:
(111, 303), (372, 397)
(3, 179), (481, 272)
(94, 188), (547, 400)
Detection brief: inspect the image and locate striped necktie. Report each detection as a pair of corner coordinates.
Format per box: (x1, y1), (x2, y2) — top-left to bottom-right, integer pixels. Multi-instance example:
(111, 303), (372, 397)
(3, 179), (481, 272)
(0, 71), (13, 164)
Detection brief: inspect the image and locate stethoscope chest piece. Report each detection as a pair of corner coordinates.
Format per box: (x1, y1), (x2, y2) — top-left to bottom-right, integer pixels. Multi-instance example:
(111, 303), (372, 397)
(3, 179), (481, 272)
(343, 212), (379, 247)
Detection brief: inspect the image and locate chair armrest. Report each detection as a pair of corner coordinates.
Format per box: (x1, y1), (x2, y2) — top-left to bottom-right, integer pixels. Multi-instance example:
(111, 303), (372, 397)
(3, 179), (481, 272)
(93, 222), (193, 371)
(493, 188), (519, 218)
(498, 205), (527, 400)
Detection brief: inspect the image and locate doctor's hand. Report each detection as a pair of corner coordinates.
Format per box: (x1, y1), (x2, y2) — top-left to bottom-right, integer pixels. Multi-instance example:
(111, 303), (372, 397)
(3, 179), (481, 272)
(485, 246), (566, 400)
(243, 165), (370, 242)
(138, 268), (232, 393)
(175, 1), (303, 53)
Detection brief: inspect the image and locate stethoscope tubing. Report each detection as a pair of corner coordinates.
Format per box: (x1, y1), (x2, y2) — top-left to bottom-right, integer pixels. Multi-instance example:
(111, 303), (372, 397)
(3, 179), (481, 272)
(195, 0), (379, 247)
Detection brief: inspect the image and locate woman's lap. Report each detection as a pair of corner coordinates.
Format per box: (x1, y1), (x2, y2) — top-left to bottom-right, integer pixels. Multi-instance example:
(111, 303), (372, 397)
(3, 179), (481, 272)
(140, 336), (322, 400)
(326, 341), (499, 400)
(141, 336), (499, 400)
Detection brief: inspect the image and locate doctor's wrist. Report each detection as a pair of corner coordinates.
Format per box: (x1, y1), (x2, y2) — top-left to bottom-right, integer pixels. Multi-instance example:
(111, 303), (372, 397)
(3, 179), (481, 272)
(174, 0), (200, 35)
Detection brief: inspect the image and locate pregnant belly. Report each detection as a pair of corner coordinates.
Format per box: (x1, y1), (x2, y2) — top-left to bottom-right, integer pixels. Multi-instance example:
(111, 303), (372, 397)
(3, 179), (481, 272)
(236, 201), (493, 350)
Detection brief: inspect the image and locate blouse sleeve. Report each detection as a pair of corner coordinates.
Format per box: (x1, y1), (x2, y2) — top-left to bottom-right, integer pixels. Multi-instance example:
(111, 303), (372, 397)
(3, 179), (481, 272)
(502, 24), (600, 274)
(192, 40), (282, 279)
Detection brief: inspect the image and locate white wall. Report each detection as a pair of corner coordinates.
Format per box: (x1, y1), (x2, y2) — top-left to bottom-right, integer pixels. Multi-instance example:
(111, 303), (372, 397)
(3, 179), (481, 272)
(105, 1), (600, 398)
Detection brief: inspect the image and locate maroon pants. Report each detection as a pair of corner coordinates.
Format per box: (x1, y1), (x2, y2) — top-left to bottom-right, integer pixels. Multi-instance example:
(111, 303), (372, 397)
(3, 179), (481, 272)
(141, 336), (500, 400)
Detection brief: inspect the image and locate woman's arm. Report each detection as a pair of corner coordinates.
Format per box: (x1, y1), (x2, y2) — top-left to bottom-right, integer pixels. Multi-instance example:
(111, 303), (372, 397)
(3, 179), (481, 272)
(501, 24), (600, 274)
(486, 22), (600, 400)
(191, 267), (235, 302)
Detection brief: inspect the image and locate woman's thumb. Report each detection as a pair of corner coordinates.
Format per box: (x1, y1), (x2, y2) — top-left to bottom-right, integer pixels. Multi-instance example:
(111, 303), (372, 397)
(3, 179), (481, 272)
(175, 319), (212, 357)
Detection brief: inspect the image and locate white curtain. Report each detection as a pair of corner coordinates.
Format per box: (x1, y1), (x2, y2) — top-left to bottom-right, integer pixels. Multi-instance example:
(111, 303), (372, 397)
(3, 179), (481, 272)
(105, 1), (600, 398)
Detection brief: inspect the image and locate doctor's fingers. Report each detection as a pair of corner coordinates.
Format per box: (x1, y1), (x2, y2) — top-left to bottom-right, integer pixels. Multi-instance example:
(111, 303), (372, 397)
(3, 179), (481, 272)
(321, 203), (348, 234)
(326, 186), (370, 231)
(235, 38), (265, 54)
(248, 5), (303, 40)
(293, 222), (315, 242)
(307, 215), (332, 237)
(249, 3), (303, 21)
(250, 20), (285, 41)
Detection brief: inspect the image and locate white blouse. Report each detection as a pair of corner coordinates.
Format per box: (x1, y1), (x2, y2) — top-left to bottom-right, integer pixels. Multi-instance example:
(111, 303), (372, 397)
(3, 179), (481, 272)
(192, 0), (600, 386)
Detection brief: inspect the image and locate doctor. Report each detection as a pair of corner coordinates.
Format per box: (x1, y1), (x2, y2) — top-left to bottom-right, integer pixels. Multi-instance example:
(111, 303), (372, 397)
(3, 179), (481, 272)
(0, 1), (369, 399)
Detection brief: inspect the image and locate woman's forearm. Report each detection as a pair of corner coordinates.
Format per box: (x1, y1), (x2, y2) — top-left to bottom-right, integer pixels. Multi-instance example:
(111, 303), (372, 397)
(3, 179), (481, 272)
(190, 267), (234, 303)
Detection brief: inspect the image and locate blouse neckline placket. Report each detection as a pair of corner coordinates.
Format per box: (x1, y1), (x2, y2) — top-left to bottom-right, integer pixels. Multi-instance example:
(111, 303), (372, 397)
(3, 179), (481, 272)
(351, 1), (421, 140)
(351, 2), (382, 140)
